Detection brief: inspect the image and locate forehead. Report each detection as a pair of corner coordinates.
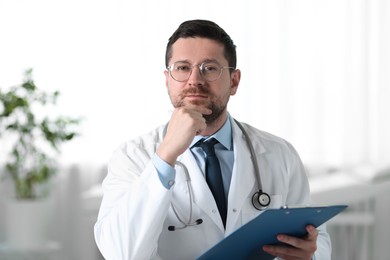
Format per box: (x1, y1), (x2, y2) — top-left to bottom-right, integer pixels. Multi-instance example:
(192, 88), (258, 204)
(169, 37), (227, 64)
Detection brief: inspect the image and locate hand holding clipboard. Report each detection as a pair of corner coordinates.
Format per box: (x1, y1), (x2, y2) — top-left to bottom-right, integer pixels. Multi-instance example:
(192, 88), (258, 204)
(197, 205), (347, 260)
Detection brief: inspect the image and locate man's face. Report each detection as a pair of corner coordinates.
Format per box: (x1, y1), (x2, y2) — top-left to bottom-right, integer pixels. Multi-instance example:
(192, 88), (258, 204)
(164, 37), (240, 124)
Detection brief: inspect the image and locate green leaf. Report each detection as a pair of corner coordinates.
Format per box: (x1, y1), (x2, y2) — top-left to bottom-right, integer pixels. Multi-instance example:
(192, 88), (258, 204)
(22, 81), (36, 91)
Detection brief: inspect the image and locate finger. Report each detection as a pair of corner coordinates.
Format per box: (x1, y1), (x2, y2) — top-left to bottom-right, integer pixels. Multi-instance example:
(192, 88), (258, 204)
(306, 225), (318, 241)
(276, 234), (303, 249)
(263, 244), (300, 259)
(276, 226), (318, 248)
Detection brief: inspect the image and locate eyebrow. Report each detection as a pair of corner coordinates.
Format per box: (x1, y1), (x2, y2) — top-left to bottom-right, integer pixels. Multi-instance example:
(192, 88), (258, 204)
(173, 59), (191, 64)
(173, 59), (222, 65)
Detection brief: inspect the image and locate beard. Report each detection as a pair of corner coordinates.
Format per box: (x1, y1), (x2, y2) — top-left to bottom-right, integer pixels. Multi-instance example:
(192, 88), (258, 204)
(202, 101), (226, 124)
(170, 86), (228, 125)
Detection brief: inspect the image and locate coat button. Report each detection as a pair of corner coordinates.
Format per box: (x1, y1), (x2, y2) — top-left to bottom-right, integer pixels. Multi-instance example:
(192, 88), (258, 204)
(212, 209), (217, 213)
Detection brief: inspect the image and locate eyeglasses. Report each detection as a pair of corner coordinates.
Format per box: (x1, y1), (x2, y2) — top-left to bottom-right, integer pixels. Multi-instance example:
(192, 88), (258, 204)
(167, 61), (235, 82)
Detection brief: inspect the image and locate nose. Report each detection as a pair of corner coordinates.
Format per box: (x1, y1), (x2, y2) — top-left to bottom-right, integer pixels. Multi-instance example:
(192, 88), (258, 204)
(188, 65), (205, 86)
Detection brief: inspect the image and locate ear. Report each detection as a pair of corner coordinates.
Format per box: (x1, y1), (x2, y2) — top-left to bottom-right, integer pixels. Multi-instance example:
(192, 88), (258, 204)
(230, 69), (241, 96)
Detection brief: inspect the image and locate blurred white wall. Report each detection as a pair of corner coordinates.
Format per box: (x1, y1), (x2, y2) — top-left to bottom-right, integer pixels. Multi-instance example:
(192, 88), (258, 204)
(1, 0), (389, 167)
(1, 0), (389, 259)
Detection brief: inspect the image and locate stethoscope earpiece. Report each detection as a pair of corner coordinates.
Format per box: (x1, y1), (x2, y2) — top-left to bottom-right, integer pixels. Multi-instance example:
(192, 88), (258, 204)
(252, 190), (271, 210)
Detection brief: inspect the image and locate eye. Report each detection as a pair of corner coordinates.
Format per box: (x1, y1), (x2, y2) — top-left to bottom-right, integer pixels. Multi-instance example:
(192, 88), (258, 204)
(174, 63), (191, 72)
(203, 63), (219, 72)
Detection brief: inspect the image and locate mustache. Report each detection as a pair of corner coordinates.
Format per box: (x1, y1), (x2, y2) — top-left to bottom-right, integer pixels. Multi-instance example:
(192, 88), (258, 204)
(181, 87), (210, 96)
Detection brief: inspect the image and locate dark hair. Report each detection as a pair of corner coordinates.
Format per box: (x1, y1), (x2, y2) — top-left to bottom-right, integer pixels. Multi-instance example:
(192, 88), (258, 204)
(165, 20), (237, 69)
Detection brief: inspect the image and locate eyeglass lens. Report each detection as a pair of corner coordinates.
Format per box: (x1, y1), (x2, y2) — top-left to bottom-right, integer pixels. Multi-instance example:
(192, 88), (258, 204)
(169, 62), (224, 82)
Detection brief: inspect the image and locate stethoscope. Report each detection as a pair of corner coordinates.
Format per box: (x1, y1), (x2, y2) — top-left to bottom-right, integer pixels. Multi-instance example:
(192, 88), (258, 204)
(165, 119), (271, 231)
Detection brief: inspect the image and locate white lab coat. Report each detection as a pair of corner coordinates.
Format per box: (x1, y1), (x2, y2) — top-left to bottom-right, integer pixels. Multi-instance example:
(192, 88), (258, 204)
(94, 118), (331, 260)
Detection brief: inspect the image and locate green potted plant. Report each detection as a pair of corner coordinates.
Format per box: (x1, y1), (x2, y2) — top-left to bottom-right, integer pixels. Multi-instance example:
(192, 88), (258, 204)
(0, 69), (81, 248)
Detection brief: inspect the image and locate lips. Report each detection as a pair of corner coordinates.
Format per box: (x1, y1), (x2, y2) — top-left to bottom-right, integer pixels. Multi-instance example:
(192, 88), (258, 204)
(185, 93), (209, 103)
(186, 93), (207, 98)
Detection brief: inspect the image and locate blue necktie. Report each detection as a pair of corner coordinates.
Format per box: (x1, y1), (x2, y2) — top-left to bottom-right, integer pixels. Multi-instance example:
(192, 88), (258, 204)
(199, 138), (227, 228)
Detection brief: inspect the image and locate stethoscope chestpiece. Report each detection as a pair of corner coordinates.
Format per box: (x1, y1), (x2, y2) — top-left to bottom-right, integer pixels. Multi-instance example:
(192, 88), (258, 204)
(252, 190), (271, 210)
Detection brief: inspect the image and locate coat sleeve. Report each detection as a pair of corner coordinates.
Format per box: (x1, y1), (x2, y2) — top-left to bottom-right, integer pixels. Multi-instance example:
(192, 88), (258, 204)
(285, 142), (332, 260)
(94, 141), (171, 260)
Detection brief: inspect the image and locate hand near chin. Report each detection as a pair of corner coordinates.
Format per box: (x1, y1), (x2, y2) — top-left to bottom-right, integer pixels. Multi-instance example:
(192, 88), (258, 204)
(156, 105), (212, 166)
(262, 225), (318, 260)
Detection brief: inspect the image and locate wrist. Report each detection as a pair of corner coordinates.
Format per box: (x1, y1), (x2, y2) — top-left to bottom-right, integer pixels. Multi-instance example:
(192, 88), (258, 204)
(156, 145), (178, 167)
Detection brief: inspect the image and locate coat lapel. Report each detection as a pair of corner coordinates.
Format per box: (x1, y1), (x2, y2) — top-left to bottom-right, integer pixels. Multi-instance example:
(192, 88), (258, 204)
(225, 121), (262, 234)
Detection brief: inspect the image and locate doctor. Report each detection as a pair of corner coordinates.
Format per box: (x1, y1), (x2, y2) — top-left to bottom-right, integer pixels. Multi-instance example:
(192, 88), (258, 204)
(94, 19), (331, 260)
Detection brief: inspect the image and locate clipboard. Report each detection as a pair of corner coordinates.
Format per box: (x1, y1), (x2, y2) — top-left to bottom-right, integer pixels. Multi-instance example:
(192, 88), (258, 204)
(197, 205), (348, 260)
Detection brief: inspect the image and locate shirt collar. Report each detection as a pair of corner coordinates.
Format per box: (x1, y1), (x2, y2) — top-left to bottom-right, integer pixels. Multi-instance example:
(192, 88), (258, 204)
(191, 115), (233, 150)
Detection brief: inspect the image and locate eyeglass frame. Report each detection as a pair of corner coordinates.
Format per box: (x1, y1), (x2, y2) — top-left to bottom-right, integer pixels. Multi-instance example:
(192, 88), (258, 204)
(166, 61), (236, 82)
